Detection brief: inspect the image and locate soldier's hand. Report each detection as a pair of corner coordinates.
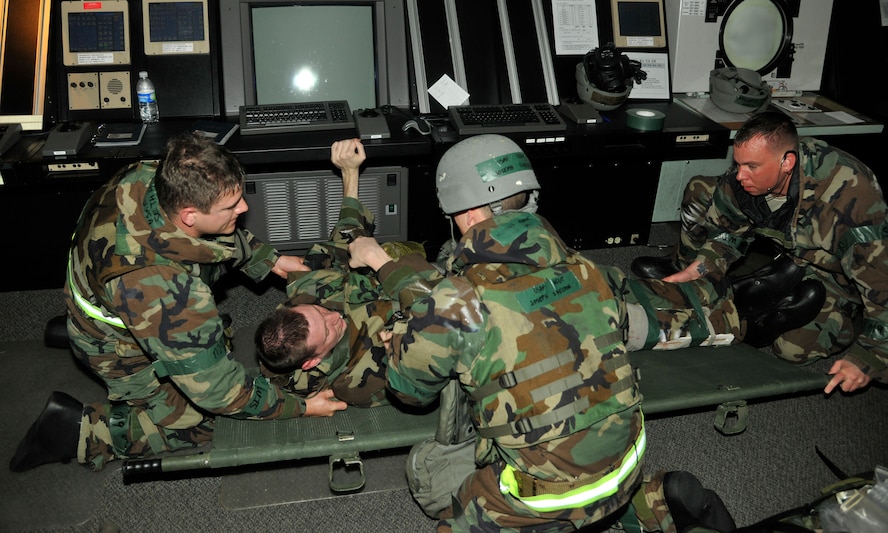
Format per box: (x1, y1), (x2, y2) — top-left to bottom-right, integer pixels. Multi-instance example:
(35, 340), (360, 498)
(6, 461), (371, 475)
(662, 260), (704, 283)
(348, 236), (390, 271)
(272, 254), (309, 278)
(304, 389), (347, 417)
(825, 358), (871, 394)
(331, 139), (365, 199)
(378, 330), (393, 352)
(331, 138), (366, 171)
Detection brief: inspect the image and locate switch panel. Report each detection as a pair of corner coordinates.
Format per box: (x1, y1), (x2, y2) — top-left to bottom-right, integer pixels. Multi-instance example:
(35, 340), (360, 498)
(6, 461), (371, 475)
(67, 72), (100, 110)
(100, 71), (132, 109)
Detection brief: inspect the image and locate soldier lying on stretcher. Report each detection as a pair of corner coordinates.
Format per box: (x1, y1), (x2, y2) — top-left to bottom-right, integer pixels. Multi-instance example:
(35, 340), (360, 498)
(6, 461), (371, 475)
(256, 137), (823, 413)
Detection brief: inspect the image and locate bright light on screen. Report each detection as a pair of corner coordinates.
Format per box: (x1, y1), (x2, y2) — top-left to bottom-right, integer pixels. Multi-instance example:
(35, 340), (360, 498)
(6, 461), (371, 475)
(293, 67), (318, 93)
(251, 5), (376, 109)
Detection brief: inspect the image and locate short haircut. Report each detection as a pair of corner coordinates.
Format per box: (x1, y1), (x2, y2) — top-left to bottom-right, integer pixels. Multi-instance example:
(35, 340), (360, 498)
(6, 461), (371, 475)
(255, 307), (316, 373)
(498, 191), (530, 212)
(734, 111), (799, 154)
(460, 191), (530, 218)
(154, 132), (246, 214)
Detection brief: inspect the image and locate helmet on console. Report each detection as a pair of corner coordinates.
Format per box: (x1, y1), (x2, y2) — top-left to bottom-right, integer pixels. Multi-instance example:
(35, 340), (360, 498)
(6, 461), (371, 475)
(576, 43), (646, 111)
(435, 134), (540, 215)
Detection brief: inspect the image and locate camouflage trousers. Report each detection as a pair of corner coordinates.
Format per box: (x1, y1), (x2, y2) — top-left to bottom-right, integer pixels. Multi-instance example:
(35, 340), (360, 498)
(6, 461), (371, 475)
(68, 321), (217, 470)
(436, 466), (677, 533)
(601, 264), (743, 350)
(673, 175), (859, 364)
(79, 382), (214, 471)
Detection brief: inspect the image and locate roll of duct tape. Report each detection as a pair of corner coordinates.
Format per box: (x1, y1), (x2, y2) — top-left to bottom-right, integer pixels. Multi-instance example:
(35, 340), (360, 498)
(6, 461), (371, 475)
(625, 108), (666, 131)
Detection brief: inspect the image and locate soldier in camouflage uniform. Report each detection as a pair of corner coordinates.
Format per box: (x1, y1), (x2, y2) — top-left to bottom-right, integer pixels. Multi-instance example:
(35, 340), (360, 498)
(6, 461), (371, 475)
(348, 135), (743, 532)
(632, 111), (888, 395)
(255, 138), (442, 408)
(10, 133), (348, 473)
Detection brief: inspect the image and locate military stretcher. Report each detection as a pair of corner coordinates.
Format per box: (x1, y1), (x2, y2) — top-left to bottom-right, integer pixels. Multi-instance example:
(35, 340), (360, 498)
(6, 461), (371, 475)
(120, 343), (828, 490)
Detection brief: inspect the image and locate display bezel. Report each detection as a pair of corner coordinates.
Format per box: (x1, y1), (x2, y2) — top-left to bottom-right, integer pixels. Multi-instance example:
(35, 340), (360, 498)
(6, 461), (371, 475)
(610, 0), (667, 49)
(142, 0), (211, 55)
(61, 0), (131, 66)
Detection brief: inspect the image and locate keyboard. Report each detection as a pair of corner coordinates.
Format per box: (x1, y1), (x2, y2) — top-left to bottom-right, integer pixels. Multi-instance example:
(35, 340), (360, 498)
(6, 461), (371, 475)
(448, 103), (566, 135)
(239, 100), (354, 135)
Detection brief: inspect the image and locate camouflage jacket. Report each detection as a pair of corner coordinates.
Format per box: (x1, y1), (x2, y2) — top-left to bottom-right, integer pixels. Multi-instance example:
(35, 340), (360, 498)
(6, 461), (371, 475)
(273, 196), (441, 406)
(385, 211), (644, 486)
(695, 137), (888, 381)
(65, 161), (308, 419)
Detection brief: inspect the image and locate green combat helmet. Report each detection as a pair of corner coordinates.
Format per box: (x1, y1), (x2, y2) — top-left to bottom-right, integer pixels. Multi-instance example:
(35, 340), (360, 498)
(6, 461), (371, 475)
(435, 134), (540, 216)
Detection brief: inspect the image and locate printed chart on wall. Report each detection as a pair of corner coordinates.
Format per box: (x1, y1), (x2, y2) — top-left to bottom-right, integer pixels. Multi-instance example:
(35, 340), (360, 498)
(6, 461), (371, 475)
(551, 0), (600, 55)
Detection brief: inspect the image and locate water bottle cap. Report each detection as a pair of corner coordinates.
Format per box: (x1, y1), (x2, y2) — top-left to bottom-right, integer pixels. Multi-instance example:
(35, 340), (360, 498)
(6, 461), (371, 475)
(139, 71), (148, 78)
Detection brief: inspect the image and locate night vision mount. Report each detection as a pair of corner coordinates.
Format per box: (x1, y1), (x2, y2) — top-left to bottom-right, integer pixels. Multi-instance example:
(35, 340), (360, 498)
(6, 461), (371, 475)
(576, 43), (647, 111)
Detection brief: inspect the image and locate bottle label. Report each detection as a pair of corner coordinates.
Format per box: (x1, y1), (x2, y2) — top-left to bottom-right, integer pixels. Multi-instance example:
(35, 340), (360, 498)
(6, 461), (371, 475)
(138, 92), (156, 104)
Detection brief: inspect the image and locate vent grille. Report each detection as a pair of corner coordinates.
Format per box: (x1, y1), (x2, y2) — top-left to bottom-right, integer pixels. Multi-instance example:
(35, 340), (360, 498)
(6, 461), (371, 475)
(263, 182), (291, 242)
(295, 180), (324, 240)
(242, 167), (406, 251)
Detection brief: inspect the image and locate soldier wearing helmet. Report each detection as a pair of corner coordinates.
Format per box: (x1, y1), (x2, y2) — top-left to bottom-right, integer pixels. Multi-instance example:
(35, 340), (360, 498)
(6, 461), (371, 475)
(345, 134), (803, 532)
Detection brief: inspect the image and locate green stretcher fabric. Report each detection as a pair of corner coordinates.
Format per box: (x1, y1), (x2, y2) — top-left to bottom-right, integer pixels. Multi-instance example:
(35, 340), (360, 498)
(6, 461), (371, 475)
(630, 342), (828, 415)
(127, 343), (828, 476)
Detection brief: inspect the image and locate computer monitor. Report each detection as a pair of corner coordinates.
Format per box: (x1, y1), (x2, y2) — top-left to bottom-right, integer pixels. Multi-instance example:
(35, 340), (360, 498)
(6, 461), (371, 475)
(60, 0), (131, 66)
(610, 0), (666, 49)
(142, 0), (210, 55)
(0, 0), (51, 130)
(219, 0), (411, 117)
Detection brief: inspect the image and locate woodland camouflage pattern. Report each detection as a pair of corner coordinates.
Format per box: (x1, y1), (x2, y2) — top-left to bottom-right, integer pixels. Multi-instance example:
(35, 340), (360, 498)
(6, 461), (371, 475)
(380, 207), (747, 531)
(602, 264), (743, 349)
(679, 137), (888, 381)
(65, 162), (305, 469)
(383, 210), (647, 531)
(269, 196), (441, 407)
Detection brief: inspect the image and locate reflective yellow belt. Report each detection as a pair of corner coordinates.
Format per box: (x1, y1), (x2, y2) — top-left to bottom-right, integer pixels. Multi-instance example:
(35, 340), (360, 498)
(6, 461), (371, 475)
(498, 427), (646, 512)
(67, 257), (126, 329)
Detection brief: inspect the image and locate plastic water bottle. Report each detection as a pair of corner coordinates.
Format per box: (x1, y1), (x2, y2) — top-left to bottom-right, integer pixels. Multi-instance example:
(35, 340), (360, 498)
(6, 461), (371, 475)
(136, 71), (159, 123)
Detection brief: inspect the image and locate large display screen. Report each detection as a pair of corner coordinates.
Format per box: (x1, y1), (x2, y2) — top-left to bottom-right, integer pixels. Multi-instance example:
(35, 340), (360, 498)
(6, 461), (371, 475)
(219, 0), (411, 118)
(250, 4), (376, 109)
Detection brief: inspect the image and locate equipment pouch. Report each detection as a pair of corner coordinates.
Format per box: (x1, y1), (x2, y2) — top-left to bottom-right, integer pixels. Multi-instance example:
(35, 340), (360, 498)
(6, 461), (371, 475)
(436, 379), (475, 445)
(406, 437), (476, 519)
(406, 379), (478, 518)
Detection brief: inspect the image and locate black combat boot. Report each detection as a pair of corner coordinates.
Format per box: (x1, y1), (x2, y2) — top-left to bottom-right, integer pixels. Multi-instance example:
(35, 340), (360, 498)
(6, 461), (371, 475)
(742, 280), (826, 348)
(730, 255), (806, 315)
(631, 255), (682, 279)
(663, 471), (737, 532)
(43, 315), (70, 349)
(10, 391), (83, 472)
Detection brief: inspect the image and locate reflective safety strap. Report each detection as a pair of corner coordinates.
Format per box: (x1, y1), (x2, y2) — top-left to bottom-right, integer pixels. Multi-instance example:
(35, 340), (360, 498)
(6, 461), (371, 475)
(152, 338), (228, 378)
(67, 257), (125, 329)
(836, 220), (888, 259)
(498, 427), (646, 513)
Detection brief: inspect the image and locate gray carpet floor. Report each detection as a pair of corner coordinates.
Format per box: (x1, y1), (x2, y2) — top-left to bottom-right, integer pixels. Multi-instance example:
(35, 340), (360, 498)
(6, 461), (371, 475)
(1, 223), (886, 532)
